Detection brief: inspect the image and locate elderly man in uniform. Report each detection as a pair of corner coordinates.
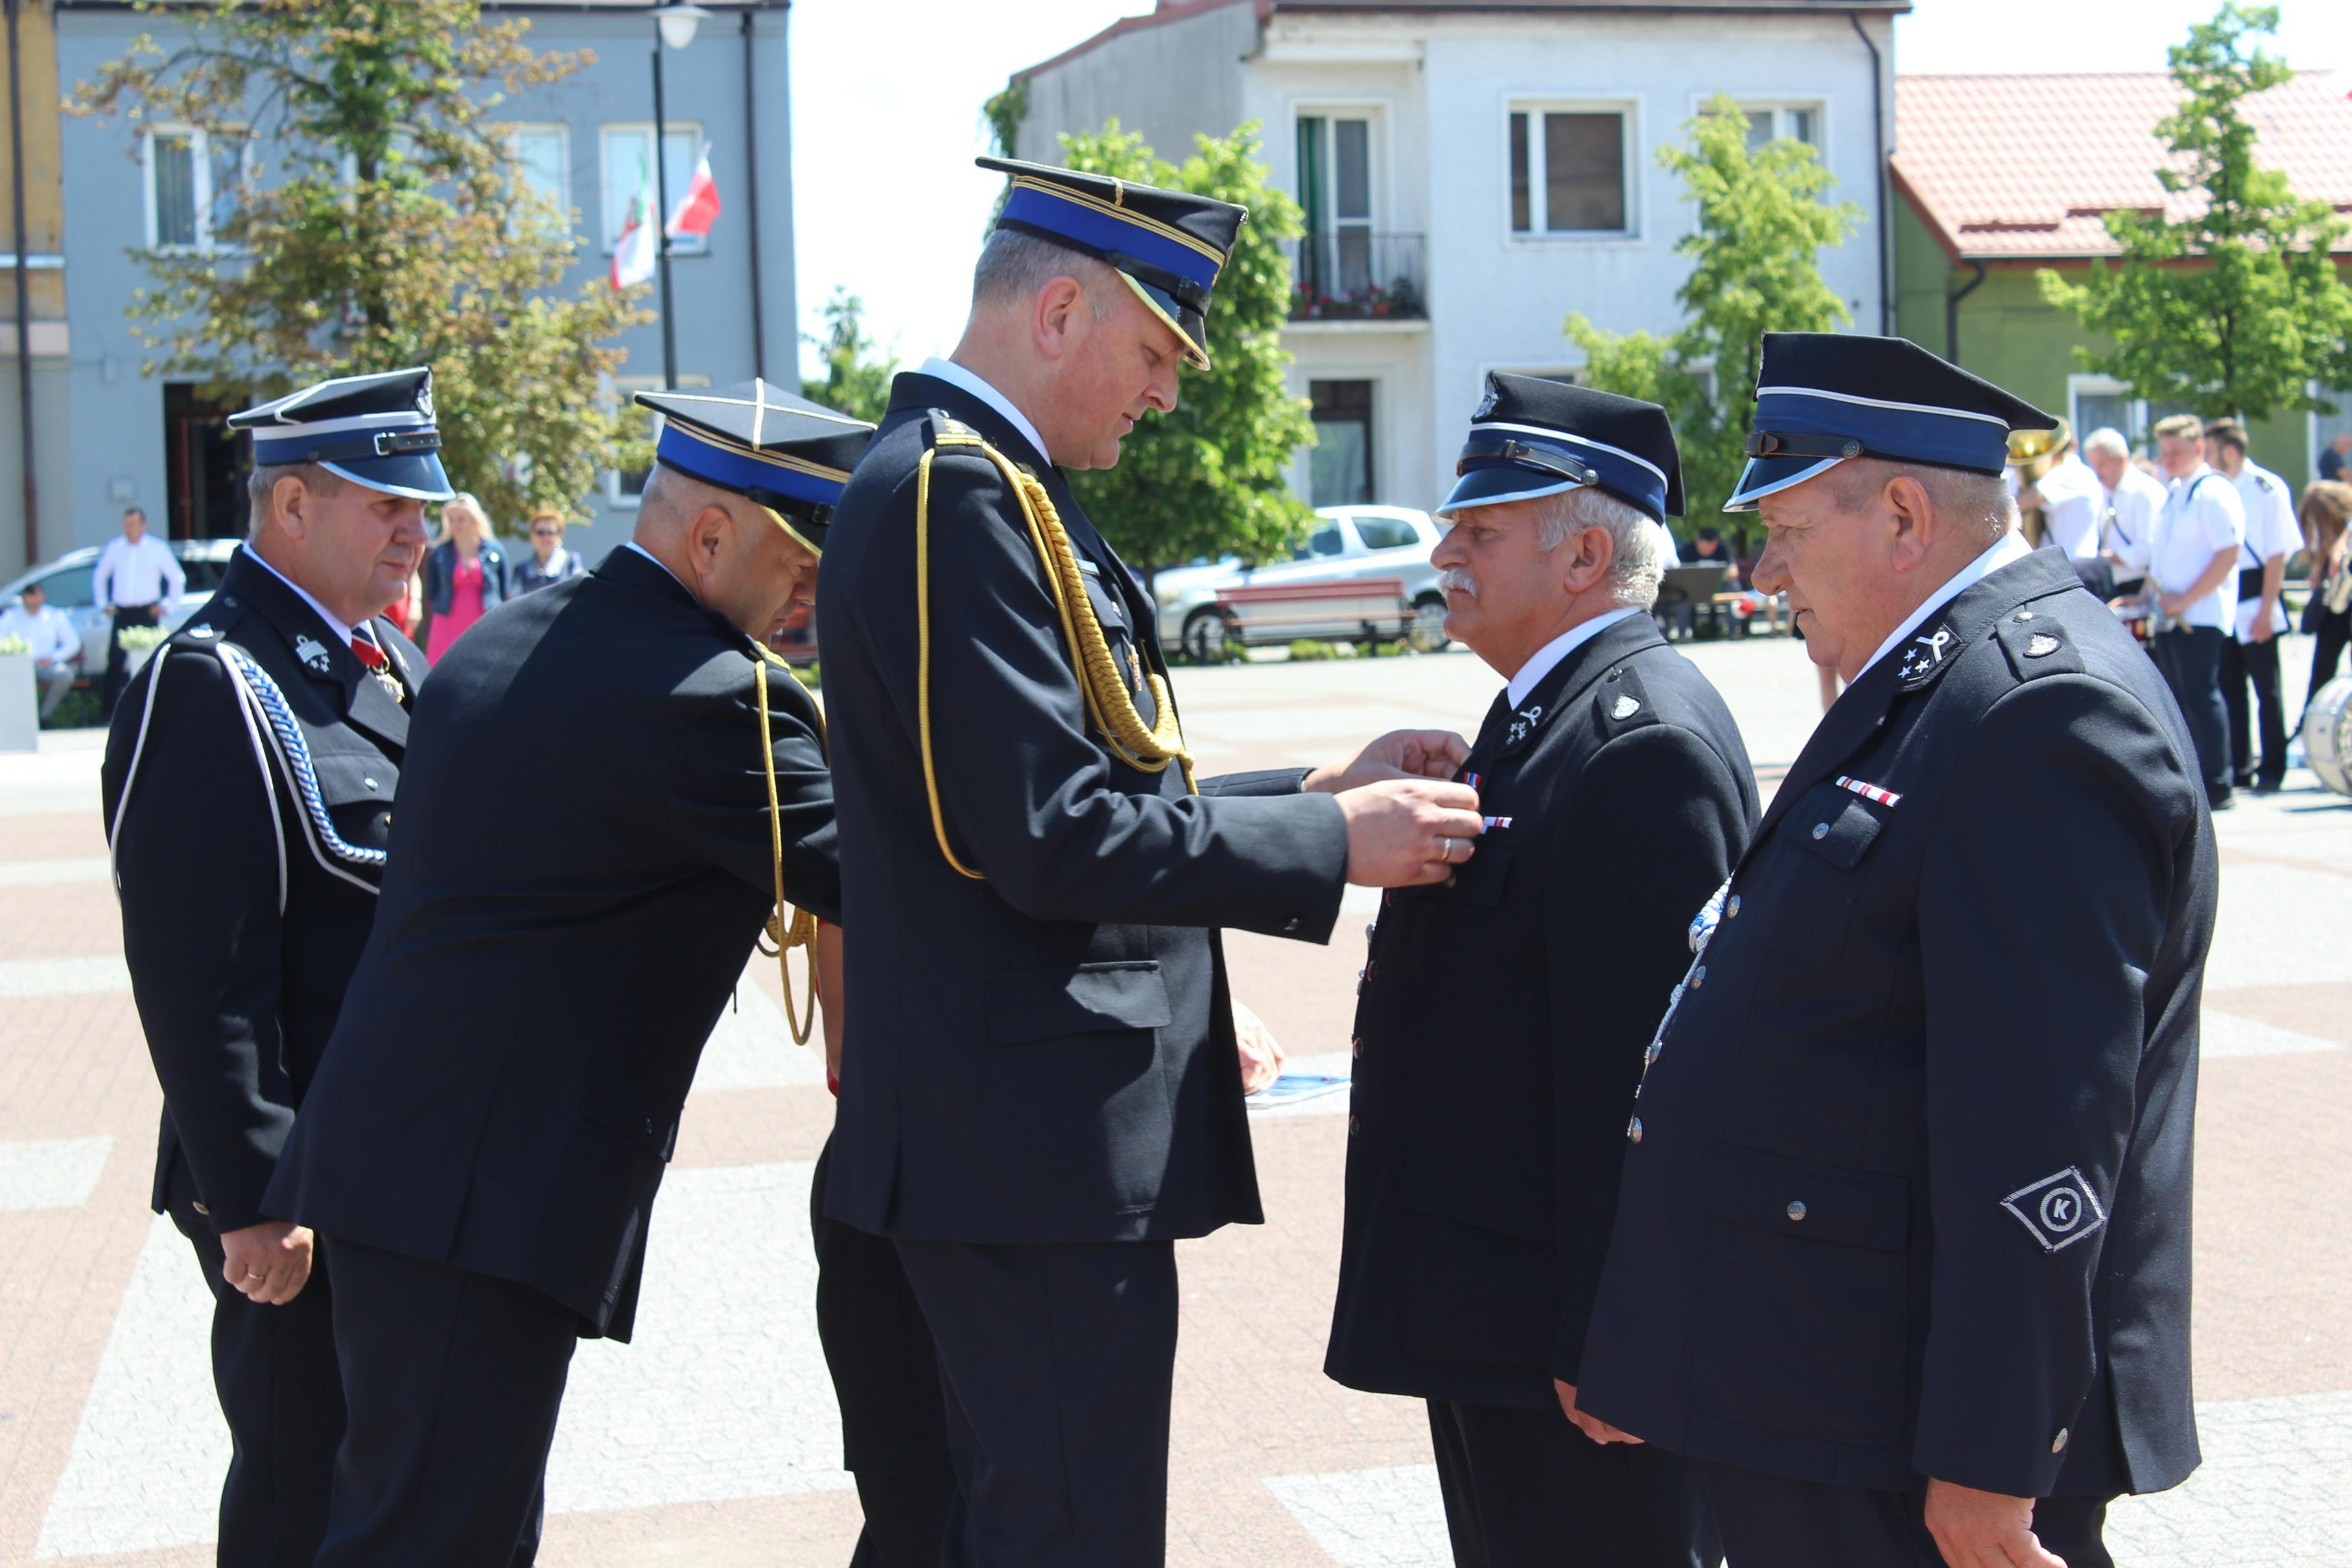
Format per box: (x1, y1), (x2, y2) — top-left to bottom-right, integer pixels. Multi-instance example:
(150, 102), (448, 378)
(102, 368), (441, 1567)
(1324, 375), (1753, 1568)
(1577, 334), (2213, 1568)
(817, 158), (1486, 1567)
(265, 382), (863, 1567)
(2207, 418), (2298, 791)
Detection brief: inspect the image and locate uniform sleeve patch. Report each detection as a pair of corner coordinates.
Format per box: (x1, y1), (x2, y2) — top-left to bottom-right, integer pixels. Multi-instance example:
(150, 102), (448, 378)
(2001, 1166), (2108, 1252)
(1996, 612), (2086, 679)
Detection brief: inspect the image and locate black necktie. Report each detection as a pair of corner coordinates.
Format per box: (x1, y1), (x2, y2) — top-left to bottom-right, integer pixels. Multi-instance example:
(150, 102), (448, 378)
(1461, 689), (1514, 778)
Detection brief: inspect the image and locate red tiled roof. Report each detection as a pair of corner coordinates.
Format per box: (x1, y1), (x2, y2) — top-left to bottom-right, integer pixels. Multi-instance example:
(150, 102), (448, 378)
(1893, 71), (2352, 263)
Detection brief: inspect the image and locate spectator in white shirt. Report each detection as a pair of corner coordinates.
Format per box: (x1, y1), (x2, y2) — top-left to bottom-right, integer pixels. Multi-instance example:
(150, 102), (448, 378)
(2207, 418), (2298, 791)
(91, 506), (185, 720)
(0, 580), (83, 720)
(2114, 414), (2244, 806)
(2082, 428), (2166, 594)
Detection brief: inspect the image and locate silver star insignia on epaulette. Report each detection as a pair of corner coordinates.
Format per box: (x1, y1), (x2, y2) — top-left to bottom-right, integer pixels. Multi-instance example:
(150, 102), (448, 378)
(2025, 633), (2062, 658)
(1611, 695), (1641, 720)
(294, 634), (331, 673)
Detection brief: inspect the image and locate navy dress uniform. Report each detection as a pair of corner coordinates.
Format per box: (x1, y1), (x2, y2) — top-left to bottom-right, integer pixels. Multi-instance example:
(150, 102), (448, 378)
(1579, 335), (2213, 1568)
(817, 161), (1353, 1567)
(101, 367), (446, 1568)
(1326, 377), (1752, 1568)
(263, 381), (861, 1567)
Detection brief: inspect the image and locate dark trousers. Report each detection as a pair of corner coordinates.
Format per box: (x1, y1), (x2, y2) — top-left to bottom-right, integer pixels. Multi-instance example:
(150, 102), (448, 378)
(1701, 1462), (2113, 1568)
(166, 1185), (346, 1568)
(2151, 626), (2233, 798)
(102, 602), (162, 719)
(314, 1236), (575, 1568)
(1427, 1399), (1721, 1568)
(2220, 633), (2288, 786)
(2305, 607), (2352, 729)
(811, 1145), (954, 1568)
(893, 1236), (1179, 1568)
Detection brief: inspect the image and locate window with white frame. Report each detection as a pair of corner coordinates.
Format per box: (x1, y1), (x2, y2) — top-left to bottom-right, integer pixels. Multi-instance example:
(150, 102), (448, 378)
(146, 126), (248, 252)
(600, 124), (705, 256)
(508, 124), (570, 213)
(2068, 375), (2196, 457)
(1297, 111), (1378, 296)
(604, 373), (711, 504)
(1509, 105), (1632, 237)
(1739, 104), (1821, 152)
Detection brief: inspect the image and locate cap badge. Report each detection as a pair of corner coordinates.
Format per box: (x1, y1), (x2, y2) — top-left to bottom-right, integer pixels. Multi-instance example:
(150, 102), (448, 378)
(294, 634), (332, 675)
(1474, 382), (1500, 420)
(1896, 624), (1957, 689)
(1611, 694), (1641, 721)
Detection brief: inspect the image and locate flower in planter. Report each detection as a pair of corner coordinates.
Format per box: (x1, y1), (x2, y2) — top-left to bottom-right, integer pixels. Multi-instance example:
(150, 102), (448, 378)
(117, 626), (169, 652)
(0, 635), (28, 658)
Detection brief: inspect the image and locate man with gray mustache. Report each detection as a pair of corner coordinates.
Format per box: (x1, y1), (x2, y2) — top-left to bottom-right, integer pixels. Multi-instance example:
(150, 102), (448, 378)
(1325, 375), (1757, 1566)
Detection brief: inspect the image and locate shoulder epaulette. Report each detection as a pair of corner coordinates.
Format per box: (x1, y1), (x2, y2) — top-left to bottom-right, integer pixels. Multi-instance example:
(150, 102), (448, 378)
(2253, 472), (2278, 492)
(1995, 608), (2086, 681)
(1599, 664), (1659, 730)
(923, 410), (983, 452)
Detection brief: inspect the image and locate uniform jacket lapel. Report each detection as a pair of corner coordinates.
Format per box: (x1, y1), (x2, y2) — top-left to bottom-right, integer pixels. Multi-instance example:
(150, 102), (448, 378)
(219, 549), (410, 752)
(1489, 613), (1669, 766)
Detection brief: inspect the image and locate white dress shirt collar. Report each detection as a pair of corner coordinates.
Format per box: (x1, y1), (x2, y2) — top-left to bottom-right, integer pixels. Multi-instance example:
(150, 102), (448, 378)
(620, 539), (693, 596)
(920, 356), (1052, 467)
(245, 545), (357, 649)
(1857, 530), (2032, 681)
(1505, 604), (1641, 708)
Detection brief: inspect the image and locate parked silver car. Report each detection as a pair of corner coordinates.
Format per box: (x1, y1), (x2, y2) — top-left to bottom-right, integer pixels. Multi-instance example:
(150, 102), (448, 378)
(1155, 505), (1448, 661)
(1, 537), (244, 676)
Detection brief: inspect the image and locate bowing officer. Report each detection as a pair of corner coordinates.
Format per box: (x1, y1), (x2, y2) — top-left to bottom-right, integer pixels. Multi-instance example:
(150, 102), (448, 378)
(1579, 334), (2213, 1568)
(1326, 375), (1754, 1568)
(102, 367), (443, 1567)
(264, 381), (862, 1566)
(817, 158), (1483, 1567)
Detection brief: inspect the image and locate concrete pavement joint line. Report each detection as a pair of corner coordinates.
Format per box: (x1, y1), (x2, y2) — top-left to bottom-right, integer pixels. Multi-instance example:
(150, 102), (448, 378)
(2200, 1011), (2347, 1059)
(1263, 1464), (1448, 1567)
(0, 1136), (114, 1211)
(36, 1162), (849, 1558)
(0, 957), (130, 998)
(0, 856), (112, 887)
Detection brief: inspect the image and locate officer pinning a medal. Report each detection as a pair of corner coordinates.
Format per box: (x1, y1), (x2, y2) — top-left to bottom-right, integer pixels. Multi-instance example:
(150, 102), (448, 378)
(1324, 375), (1756, 1568)
(261, 380), (862, 1565)
(1577, 334), (2214, 1568)
(102, 367), (443, 1567)
(817, 158), (1485, 1567)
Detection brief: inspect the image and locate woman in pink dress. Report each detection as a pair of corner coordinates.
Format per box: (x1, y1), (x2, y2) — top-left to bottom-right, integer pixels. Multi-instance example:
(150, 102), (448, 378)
(417, 492), (508, 663)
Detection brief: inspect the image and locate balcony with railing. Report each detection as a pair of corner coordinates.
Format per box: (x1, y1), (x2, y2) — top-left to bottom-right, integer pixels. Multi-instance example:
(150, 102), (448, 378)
(1284, 231), (1426, 322)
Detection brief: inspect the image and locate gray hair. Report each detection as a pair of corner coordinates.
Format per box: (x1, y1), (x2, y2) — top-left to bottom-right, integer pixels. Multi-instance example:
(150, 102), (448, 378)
(1830, 457), (2017, 547)
(2082, 427), (2130, 462)
(246, 462), (343, 532)
(971, 227), (1121, 318)
(1533, 485), (1667, 609)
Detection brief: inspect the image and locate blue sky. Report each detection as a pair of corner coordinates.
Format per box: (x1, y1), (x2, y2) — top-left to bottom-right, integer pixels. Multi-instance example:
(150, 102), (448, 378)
(786, 0), (2352, 380)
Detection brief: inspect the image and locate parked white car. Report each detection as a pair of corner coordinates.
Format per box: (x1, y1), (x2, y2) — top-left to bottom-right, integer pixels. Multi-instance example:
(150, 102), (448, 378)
(1155, 505), (1448, 661)
(1, 537), (243, 677)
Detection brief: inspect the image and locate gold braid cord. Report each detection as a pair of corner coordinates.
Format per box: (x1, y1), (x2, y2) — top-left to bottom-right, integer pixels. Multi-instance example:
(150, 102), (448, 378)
(916, 431), (1195, 881)
(753, 654), (821, 1046)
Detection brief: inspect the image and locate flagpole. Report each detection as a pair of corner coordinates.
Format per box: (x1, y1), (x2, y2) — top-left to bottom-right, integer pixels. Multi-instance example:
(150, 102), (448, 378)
(650, 22), (678, 391)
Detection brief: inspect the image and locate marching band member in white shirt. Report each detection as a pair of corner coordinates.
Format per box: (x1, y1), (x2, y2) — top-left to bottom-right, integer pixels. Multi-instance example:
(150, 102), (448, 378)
(2207, 418), (2298, 791)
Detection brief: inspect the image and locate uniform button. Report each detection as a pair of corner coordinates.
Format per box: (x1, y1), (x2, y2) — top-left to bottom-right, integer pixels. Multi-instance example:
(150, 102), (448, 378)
(1689, 965), (1706, 988)
(1811, 821), (1830, 839)
(1644, 1042), (1661, 1066)
(1365, 959), (1378, 981)
(1627, 1116), (1643, 1143)
(2052, 1428), (2069, 1454)
(1350, 1034), (1362, 1057)
(1727, 894), (1741, 918)
(363, 777), (379, 791)
(191, 1201), (210, 1217)
(1364, 921), (1378, 942)
(1348, 1114), (1359, 1138)
(1283, 916), (1302, 934)
(1383, 890), (1396, 907)
(1445, 871), (1458, 887)
(1786, 1200), (1807, 1222)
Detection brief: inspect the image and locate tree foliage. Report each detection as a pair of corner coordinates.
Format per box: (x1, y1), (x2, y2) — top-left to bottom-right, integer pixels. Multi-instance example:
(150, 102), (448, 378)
(801, 289), (899, 425)
(72, 0), (650, 526)
(1567, 95), (1859, 526)
(1049, 120), (1316, 591)
(2037, 3), (2352, 421)
(982, 77), (1028, 161)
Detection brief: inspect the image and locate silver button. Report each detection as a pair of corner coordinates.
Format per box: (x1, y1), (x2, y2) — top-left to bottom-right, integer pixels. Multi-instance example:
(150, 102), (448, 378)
(1786, 1200), (1807, 1222)
(1627, 1116), (1644, 1143)
(1350, 1035), (1362, 1057)
(2052, 1428), (2069, 1454)
(1689, 966), (1706, 988)
(1811, 822), (1830, 840)
(1726, 895), (1741, 918)
(2016, 610), (2036, 622)
(191, 1201), (210, 1217)
(363, 777), (379, 791)
(1645, 1042), (1662, 1066)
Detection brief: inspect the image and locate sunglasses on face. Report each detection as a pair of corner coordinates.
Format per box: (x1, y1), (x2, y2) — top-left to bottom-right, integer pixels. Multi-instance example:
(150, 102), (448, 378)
(532, 527), (562, 537)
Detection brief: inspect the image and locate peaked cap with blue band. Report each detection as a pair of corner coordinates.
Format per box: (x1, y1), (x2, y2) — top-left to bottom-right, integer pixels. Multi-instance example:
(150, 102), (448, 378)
(229, 366), (453, 502)
(979, 156), (1244, 373)
(1440, 373), (1684, 524)
(635, 379), (874, 557)
(1725, 332), (2058, 511)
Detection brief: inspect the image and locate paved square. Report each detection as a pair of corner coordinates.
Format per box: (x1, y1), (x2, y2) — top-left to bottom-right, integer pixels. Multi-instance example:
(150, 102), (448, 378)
(4, 633), (2348, 1565)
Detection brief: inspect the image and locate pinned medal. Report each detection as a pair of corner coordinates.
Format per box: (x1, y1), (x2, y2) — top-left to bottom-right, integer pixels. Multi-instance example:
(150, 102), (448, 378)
(1834, 775), (1901, 808)
(294, 634), (332, 674)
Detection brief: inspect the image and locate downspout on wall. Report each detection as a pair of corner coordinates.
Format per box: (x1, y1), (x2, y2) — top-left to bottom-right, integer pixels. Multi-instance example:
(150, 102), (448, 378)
(1946, 259), (1988, 366)
(1849, 11), (1890, 336)
(5, 0), (35, 568)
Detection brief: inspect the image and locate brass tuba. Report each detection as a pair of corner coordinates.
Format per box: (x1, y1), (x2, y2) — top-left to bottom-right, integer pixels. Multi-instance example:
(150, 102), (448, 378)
(2008, 417), (2073, 547)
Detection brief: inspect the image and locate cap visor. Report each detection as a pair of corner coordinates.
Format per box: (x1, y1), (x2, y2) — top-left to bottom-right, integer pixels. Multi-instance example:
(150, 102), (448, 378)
(318, 451), (456, 504)
(760, 504), (824, 559)
(1723, 454), (1844, 513)
(1120, 272), (1210, 371)
(1437, 465), (1587, 519)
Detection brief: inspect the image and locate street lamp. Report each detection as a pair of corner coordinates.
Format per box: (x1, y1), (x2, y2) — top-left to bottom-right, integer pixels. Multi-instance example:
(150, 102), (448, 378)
(650, 4), (709, 389)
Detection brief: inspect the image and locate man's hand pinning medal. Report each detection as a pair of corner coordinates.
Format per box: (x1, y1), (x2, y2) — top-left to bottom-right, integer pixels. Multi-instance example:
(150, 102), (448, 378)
(1303, 728), (1472, 792)
(1334, 776), (1485, 885)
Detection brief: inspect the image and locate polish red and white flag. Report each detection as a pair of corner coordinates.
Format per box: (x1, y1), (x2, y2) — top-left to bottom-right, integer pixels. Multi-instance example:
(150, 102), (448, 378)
(666, 146), (722, 241)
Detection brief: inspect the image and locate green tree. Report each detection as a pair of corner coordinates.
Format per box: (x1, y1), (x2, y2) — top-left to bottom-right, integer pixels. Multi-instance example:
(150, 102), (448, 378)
(1048, 119), (1315, 595)
(801, 289), (899, 425)
(72, 0), (649, 526)
(1567, 95), (1859, 522)
(2038, 3), (2352, 421)
(982, 78), (1028, 160)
